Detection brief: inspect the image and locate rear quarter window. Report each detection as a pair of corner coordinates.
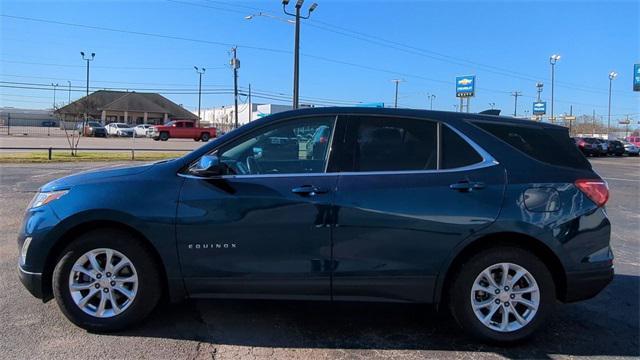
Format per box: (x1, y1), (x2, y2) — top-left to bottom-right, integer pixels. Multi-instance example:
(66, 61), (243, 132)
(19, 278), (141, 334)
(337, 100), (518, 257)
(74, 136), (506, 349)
(471, 121), (591, 170)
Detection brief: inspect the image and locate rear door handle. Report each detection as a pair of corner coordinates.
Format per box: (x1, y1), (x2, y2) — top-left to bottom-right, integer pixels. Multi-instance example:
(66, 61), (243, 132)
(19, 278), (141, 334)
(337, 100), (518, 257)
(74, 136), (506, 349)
(450, 181), (485, 192)
(291, 185), (328, 196)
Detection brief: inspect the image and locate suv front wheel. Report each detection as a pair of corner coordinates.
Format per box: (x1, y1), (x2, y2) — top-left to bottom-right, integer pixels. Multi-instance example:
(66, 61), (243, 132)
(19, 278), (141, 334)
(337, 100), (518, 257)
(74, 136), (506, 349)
(449, 246), (555, 343)
(52, 229), (161, 332)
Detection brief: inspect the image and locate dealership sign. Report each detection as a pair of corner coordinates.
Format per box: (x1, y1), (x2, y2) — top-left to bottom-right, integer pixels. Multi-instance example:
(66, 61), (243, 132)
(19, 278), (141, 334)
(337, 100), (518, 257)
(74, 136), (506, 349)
(456, 75), (475, 97)
(532, 101), (546, 115)
(634, 64), (640, 92)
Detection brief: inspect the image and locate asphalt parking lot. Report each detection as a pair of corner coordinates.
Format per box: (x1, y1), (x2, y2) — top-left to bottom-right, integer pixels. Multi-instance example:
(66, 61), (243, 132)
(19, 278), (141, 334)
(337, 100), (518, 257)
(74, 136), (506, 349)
(0, 157), (638, 359)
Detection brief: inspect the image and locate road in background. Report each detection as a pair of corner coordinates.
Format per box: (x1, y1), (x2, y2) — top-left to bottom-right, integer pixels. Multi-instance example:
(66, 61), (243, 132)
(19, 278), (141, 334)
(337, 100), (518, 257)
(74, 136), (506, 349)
(0, 158), (638, 359)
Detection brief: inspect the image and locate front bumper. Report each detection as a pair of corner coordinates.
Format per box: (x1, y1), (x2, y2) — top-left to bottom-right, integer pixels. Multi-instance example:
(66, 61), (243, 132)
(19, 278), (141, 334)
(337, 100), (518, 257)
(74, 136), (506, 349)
(563, 266), (614, 302)
(18, 264), (45, 299)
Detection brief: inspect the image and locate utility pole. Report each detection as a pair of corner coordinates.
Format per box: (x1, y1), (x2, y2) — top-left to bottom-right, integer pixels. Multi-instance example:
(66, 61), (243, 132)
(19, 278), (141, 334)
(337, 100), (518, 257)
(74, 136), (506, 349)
(67, 81), (71, 104)
(592, 109), (596, 136)
(283, 0), (318, 109)
(193, 66), (206, 127)
(392, 79), (403, 108)
(231, 47), (240, 129)
(511, 91), (522, 117)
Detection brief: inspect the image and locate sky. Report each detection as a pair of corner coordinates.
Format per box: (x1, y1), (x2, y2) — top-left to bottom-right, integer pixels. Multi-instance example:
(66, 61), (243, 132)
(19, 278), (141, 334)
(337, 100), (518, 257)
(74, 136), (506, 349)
(0, 0), (638, 124)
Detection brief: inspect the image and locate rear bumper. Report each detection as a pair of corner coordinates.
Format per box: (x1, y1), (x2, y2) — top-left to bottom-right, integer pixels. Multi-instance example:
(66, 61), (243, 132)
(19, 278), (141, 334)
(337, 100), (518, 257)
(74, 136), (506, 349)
(18, 264), (44, 299)
(563, 266), (614, 303)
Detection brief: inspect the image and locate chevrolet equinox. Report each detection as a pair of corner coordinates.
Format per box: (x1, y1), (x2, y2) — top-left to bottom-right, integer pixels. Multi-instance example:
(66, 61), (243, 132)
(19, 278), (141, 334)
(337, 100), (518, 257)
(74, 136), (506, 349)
(17, 108), (613, 343)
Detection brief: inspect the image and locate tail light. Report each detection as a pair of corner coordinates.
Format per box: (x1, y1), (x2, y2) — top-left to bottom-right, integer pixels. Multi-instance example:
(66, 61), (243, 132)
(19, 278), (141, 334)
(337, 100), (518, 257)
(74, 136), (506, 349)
(319, 136), (328, 143)
(577, 139), (586, 148)
(575, 179), (609, 207)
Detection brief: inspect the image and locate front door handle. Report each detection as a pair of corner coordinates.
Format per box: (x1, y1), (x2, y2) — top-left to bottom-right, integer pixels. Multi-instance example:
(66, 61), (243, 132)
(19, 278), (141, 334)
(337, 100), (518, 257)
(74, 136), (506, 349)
(450, 181), (485, 192)
(291, 185), (328, 196)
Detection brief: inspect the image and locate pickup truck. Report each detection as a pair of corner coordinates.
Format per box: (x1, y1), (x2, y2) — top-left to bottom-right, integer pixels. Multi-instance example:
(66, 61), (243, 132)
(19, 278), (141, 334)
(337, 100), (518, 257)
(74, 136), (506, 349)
(150, 120), (216, 142)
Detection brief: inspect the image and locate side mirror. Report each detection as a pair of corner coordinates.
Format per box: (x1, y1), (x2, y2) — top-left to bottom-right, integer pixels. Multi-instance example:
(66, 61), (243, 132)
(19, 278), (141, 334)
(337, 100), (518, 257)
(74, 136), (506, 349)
(191, 155), (225, 177)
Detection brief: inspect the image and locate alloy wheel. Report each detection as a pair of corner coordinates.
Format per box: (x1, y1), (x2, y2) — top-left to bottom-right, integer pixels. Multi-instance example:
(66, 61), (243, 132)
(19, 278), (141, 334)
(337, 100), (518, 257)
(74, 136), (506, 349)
(68, 248), (138, 318)
(470, 262), (540, 332)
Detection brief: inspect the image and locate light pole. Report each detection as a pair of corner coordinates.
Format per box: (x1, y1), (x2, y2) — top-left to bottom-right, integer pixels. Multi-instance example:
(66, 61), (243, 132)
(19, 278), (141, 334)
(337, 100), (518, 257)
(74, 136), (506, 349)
(67, 81), (71, 104)
(608, 71), (618, 137)
(80, 52), (94, 128)
(427, 94), (435, 110)
(194, 66), (206, 127)
(80, 52), (95, 97)
(51, 83), (59, 110)
(282, 0), (318, 109)
(549, 54), (560, 123)
(489, 102), (496, 109)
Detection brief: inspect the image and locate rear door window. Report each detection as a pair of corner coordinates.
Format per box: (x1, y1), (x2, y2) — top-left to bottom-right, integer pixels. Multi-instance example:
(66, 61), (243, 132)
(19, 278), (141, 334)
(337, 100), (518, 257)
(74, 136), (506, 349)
(441, 125), (483, 169)
(340, 116), (438, 172)
(472, 121), (591, 169)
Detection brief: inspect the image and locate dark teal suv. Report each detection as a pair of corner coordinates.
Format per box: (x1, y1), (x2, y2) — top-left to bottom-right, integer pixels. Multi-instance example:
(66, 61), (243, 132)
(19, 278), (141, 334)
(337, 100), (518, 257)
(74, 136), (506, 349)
(17, 108), (613, 343)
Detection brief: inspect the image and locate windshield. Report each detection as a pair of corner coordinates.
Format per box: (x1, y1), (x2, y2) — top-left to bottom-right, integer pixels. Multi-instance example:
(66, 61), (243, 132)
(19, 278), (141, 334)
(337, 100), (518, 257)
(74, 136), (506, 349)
(116, 124), (130, 128)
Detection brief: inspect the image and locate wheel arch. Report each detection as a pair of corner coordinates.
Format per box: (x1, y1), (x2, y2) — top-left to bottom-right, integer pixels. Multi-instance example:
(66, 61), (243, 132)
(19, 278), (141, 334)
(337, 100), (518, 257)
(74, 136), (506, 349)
(434, 231), (567, 306)
(41, 220), (170, 303)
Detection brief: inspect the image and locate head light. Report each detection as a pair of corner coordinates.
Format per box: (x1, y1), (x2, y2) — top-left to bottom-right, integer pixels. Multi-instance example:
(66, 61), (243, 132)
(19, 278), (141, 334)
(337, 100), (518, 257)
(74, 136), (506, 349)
(20, 237), (32, 265)
(28, 190), (69, 209)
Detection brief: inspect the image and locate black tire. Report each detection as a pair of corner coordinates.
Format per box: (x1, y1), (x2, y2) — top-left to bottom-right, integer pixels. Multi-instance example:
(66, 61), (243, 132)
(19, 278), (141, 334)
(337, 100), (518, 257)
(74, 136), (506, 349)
(52, 229), (162, 332)
(449, 246), (555, 344)
(159, 132), (169, 141)
(193, 137), (200, 142)
(200, 132), (210, 142)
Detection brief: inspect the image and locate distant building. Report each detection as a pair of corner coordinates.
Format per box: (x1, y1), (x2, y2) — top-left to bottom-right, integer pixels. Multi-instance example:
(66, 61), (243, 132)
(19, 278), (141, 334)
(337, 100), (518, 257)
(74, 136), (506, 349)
(55, 90), (198, 125)
(198, 103), (311, 132)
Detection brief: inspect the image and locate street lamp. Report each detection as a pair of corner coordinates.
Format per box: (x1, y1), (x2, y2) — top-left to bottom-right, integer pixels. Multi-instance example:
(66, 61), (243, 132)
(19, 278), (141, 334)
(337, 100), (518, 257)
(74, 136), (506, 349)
(245, 12), (294, 24)
(549, 54), (560, 123)
(427, 94), (436, 110)
(80, 52), (94, 127)
(194, 66), (206, 127)
(282, 0), (318, 109)
(489, 102), (495, 109)
(80, 52), (95, 97)
(608, 71), (618, 137)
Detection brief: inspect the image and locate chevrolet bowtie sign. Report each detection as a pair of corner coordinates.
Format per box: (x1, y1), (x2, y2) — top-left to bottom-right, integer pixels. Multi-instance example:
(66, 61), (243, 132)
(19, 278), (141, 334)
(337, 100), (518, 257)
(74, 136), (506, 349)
(533, 101), (547, 115)
(456, 75), (476, 98)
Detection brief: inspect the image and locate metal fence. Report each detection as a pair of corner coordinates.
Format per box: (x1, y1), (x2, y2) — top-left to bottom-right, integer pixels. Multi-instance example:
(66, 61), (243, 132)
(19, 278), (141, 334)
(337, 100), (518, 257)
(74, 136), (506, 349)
(0, 114), (84, 137)
(0, 146), (189, 160)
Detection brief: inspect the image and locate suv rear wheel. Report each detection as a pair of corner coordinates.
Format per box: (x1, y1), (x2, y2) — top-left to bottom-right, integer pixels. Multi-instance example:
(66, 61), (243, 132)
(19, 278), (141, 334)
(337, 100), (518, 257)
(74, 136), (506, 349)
(449, 246), (555, 343)
(52, 229), (161, 332)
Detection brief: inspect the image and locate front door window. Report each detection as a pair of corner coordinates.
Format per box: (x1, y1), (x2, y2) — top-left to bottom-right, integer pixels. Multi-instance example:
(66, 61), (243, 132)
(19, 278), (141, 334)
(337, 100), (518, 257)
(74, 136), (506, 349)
(217, 116), (335, 175)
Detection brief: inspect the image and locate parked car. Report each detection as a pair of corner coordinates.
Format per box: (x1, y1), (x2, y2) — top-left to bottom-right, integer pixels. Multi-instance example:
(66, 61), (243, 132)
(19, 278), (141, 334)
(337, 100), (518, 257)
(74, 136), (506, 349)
(105, 123), (134, 137)
(626, 136), (640, 147)
(573, 137), (599, 156)
(133, 124), (153, 137)
(18, 108), (612, 344)
(305, 125), (330, 159)
(622, 141), (640, 156)
(606, 140), (625, 156)
(41, 120), (57, 127)
(77, 121), (107, 137)
(149, 120), (216, 141)
(593, 138), (609, 156)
